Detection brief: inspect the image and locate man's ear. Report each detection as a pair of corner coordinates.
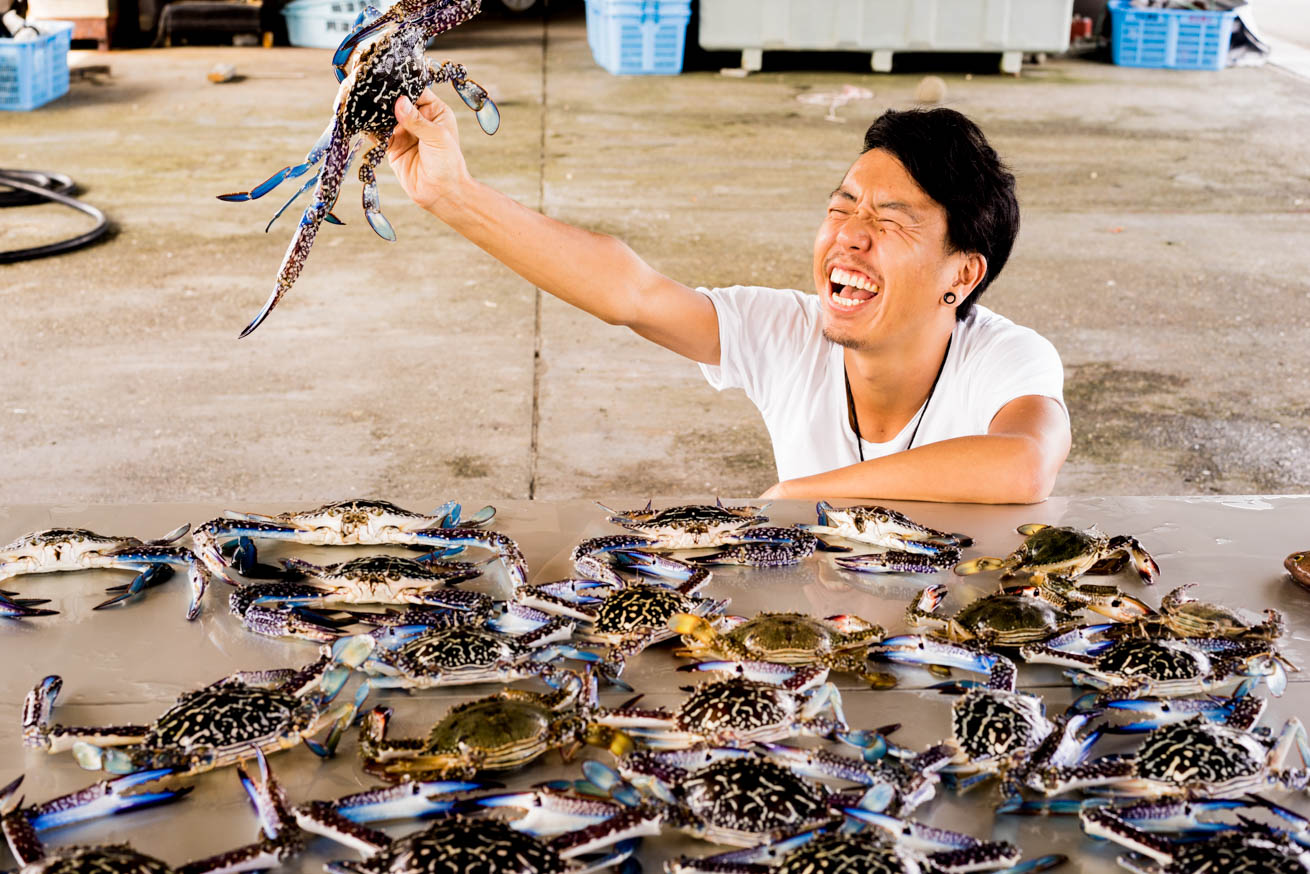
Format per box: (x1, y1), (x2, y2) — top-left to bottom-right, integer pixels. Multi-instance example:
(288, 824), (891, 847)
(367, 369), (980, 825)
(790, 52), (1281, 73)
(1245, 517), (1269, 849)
(955, 252), (988, 295)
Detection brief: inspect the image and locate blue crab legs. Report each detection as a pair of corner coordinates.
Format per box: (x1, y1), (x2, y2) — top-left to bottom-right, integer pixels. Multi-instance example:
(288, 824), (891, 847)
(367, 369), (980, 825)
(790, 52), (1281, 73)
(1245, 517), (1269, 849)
(219, 0), (499, 337)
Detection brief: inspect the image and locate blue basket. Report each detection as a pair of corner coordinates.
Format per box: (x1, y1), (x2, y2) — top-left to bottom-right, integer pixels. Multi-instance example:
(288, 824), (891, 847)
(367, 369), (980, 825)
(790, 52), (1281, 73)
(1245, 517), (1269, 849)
(283, 0), (381, 49)
(585, 0), (691, 76)
(1109, 0), (1238, 70)
(0, 21), (72, 112)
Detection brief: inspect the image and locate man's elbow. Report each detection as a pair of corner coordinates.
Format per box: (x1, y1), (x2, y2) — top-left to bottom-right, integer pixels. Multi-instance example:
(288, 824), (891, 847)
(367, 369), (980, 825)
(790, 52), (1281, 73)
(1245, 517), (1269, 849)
(1009, 440), (1062, 504)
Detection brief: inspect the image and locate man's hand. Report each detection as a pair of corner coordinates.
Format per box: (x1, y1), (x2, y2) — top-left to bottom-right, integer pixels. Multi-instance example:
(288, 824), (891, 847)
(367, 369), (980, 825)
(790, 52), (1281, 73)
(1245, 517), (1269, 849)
(388, 92), (470, 215)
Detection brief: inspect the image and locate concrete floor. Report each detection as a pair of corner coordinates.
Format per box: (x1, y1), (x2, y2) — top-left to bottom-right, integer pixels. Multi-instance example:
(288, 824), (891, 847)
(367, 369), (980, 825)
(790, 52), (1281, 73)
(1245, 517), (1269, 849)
(4, 8), (1310, 504)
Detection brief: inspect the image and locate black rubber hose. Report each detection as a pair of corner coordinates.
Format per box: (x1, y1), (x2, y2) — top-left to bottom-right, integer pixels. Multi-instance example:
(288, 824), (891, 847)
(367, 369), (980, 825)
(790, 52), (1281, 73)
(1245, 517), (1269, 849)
(0, 169), (110, 263)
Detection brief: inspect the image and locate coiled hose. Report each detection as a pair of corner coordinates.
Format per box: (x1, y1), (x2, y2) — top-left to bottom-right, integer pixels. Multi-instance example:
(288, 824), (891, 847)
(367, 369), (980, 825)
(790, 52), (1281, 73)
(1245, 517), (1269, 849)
(0, 169), (110, 263)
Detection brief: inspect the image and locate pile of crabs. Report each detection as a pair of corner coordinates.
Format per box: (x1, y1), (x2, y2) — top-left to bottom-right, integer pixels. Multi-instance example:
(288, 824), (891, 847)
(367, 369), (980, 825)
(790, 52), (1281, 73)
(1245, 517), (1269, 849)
(3, 497), (1310, 874)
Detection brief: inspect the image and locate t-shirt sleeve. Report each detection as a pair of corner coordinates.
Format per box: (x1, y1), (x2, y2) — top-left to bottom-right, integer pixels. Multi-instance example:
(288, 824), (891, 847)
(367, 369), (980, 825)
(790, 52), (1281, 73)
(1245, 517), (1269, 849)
(967, 325), (1069, 431)
(697, 286), (815, 409)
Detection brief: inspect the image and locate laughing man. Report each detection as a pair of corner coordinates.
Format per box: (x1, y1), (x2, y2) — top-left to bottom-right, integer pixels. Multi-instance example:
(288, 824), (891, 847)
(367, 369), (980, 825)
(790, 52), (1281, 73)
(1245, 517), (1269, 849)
(388, 95), (1070, 503)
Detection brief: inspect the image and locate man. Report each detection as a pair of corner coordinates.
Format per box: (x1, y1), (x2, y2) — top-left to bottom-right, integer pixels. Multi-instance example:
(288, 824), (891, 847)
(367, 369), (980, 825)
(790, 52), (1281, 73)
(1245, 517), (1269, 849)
(388, 93), (1070, 503)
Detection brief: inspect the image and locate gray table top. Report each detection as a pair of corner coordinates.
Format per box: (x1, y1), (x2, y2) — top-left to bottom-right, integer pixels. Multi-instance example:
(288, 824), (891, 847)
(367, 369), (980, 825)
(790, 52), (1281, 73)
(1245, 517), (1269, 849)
(2, 496), (1309, 873)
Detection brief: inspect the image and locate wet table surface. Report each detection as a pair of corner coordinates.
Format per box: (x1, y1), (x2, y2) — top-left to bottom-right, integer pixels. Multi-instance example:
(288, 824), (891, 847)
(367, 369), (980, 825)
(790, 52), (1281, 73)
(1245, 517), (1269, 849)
(2, 495), (1309, 873)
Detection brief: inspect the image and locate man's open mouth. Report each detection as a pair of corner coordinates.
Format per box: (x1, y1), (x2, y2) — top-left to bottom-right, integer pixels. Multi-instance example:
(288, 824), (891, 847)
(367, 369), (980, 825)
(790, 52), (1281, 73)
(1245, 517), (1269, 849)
(828, 267), (880, 308)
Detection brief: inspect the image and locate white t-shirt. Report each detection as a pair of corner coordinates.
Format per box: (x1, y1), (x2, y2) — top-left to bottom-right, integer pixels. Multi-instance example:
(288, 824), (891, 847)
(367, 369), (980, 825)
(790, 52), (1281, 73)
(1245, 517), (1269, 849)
(698, 286), (1068, 482)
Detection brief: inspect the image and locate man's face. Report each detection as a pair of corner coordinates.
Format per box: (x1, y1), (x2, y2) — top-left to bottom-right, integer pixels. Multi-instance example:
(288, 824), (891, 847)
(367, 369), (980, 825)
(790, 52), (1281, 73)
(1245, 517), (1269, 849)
(813, 148), (962, 351)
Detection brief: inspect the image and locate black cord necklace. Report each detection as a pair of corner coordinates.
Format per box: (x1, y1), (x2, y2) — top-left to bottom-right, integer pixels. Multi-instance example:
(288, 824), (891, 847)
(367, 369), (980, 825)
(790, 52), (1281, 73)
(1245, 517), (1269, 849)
(846, 336), (952, 462)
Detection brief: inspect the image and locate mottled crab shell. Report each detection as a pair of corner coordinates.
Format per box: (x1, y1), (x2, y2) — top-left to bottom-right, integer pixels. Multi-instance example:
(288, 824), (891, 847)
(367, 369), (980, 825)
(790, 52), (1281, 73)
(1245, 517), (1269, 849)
(951, 689), (1052, 762)
(26, 846), (173, 874)
(297, 555), (482, 584)
(1092, 638), (1208, 681)
(673, 677), (796, 736)
(144, 685), (313, 751)
(604, 504), (767, 546)
(592, 587), (693, 636)
(1131, 720), (1266, 788)
(951, 594), (1080, 644)
(386, 627), (524, 675)
(3, 528), (135, 553)
(1161, 832), (1308, 874)
(679, 757), (831, 837)
(340, 815), (568, 874)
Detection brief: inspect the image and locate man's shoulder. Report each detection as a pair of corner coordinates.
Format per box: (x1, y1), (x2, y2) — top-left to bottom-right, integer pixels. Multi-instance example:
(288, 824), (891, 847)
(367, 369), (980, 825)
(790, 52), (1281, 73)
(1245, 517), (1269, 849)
(700, 284), (817, 314)
(955, 304), (1059, 360)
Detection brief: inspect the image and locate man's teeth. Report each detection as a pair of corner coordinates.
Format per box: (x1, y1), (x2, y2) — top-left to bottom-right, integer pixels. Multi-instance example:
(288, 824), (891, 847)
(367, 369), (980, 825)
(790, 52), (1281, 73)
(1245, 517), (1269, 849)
(829, 267), (879, 294)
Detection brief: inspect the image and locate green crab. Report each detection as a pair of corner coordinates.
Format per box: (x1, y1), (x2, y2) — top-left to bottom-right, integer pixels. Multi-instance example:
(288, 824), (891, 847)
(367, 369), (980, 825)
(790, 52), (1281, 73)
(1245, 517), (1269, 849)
(670, 611), (896, 688)
(357, 665), (629, 781)
(954, 523), (1159, 584)
(905, 584), (1085, 648)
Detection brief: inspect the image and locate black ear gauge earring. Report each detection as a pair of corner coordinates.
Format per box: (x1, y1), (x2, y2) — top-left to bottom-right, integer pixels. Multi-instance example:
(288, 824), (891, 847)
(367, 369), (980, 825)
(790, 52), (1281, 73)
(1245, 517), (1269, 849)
(943, 291), (957, 305)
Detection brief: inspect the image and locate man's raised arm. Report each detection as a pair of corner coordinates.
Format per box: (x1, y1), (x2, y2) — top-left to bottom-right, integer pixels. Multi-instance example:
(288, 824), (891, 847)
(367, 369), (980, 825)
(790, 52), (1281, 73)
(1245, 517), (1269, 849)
(388, 92), (721, 365)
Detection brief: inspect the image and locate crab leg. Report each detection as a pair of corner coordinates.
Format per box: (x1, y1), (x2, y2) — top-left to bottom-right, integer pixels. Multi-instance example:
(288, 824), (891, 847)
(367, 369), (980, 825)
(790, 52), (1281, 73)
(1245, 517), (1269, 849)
(447, 67), (501, 136)
(358, 143), (396, 242)
(0, 592), (57, 618)
(834, 550), (959, 574)
(22, 675), (150, 754)
(872, 635), (1016, 691)
(239, 116), (355, 338)
(218, 120), (336, 204)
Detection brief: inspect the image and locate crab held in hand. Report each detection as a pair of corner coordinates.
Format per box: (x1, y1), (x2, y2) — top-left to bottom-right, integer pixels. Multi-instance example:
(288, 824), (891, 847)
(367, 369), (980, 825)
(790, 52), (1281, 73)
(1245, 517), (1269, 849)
(219, 1), (500, 338)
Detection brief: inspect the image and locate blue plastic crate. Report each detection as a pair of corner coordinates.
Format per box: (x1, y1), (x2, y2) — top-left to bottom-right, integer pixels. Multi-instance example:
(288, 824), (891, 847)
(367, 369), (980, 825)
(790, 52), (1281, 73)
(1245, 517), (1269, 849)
(1109, 0), (1238, 70)
(586, 0), (691, 75)
(0, 21), (72, 112)
(283, 0), (388, 49)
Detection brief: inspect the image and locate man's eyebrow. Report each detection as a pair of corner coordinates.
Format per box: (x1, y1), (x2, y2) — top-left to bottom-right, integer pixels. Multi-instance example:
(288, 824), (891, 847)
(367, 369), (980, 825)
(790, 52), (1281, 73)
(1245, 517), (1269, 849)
(875, 200), (921, 220)
(828, 187), (856, 202)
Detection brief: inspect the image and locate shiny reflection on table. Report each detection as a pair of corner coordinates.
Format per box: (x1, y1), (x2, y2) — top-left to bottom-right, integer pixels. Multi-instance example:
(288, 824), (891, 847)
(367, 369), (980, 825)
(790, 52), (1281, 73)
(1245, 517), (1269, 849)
(1, 496), (1308, 873)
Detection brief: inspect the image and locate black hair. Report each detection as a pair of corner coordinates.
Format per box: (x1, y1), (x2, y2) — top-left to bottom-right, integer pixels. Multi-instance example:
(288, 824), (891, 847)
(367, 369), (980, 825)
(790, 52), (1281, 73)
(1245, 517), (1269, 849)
(861, 108), (1019, 320)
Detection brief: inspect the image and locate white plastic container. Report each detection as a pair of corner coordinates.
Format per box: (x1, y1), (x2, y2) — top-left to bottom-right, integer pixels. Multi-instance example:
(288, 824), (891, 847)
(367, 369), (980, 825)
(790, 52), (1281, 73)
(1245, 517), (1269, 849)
(698, 0), (1074, 73)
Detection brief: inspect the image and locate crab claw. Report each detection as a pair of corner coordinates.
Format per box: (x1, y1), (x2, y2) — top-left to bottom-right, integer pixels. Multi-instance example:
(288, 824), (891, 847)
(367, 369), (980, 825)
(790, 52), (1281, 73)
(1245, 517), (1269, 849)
(453, 78), (500, 136)
(0, 592), (58, 618)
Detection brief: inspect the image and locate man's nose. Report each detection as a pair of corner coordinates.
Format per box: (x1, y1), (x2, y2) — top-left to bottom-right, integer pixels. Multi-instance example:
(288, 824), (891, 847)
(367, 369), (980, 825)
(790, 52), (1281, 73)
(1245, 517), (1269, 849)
(836, 215), (876, 251)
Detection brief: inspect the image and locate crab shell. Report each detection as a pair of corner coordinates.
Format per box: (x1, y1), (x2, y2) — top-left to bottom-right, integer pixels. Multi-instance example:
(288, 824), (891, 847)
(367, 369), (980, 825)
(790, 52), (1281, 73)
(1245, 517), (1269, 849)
(950, 688), (1053, 765)
(336, 814), (571, 874)
(1158, 584), (1285, 640)
(670, 756), (836, 844)
(365, 626), (536, 682)
(600, 503), (768, 548)
(920, 592), (1082, 647)
(704, 612), (885, 663)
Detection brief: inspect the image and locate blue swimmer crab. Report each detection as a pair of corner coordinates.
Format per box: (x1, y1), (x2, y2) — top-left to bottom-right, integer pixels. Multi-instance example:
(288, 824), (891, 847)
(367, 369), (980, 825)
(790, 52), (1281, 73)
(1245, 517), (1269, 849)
(515, 552), (728, 663)
(229, 552), (493, 641)
(462, 744), (931, 853)
(23, 649), (366, 777)
(0, 523), (211, 620)
(330, 608), (616, 691)
(584, 500), (819, 568)
(0, 762), (307, 874)
(1079, 798), (1310, 874)
(667, 811), (1065, 874)
(191, 500), (525, 590)
(1020, 693), (1310, 802)
(218, 0), (500, 338)
(869, 637), (1102, 797)
(591, 672), (849, 750)
(1020, 624), (1293, 699)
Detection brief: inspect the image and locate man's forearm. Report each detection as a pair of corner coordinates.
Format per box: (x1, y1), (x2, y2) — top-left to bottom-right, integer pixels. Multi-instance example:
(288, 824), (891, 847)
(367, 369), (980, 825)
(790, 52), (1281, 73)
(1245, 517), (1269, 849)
(776, 434), (1059, 504)
(431, 178), (656, 327)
